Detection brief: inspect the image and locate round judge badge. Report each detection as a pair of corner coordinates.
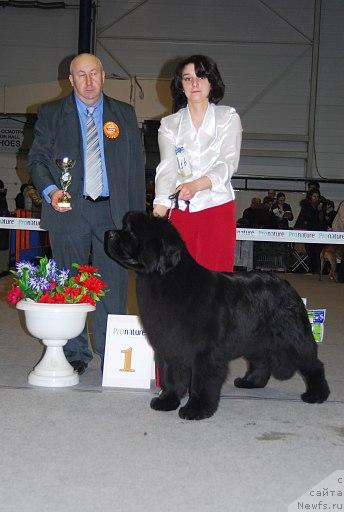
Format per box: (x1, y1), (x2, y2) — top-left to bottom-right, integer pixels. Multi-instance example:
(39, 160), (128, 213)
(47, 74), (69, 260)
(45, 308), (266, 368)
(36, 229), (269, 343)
(103, 121), (120, 139)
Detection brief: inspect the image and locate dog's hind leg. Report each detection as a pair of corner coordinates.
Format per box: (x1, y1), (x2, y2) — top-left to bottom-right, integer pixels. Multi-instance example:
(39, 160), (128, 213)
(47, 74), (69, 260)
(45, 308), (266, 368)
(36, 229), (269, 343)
(299, 358), (330, 404)
(234, 356), (271, 389)
(150, 360), (190, 412)
(319, 256), (325, 281)
(179, 353), (228, 420)
(329, 255), (338, 281)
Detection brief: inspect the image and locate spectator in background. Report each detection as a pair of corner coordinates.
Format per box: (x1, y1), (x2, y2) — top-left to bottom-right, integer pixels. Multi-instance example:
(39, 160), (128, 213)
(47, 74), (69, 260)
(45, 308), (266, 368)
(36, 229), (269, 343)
(23, 179), (42, 217)
(324, 199), (336, 228)
(15, 183), (26, 210)
(331, 201), (344, 232)
(242, 197), (277, 229)
(262, 189), (276, 211)
(242, 197), (261, 226)
(307, 180), (323, 194)
(272, 192), (293, 229)
(0, 180), (9, 216)
(294, 189), (327, 273)
(307, 180), (326, 213)
(145, 179), (155, 212)
(331, 201), (344, 282)
(0, 180), (10, 254)
(295, 189), (327, 231)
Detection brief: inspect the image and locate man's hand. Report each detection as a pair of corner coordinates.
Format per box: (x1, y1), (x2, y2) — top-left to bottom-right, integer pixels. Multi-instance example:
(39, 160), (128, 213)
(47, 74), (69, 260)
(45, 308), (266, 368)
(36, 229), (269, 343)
(50, 190), (72, 212)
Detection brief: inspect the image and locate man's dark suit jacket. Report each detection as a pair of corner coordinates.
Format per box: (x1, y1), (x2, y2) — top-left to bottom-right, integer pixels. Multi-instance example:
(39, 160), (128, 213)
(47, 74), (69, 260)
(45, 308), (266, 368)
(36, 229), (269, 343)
(28, 93), (145, 233)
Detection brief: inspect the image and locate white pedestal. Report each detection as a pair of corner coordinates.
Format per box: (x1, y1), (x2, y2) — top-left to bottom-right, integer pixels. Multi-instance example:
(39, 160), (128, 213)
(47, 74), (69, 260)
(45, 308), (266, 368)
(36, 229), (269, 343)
(28, 344), (79, 387)
(16, 300), (95, 388)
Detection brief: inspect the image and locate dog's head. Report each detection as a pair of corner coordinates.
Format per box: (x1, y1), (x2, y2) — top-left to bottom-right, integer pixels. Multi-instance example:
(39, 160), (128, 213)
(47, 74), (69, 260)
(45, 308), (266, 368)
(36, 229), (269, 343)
(105, 212), (184, 274)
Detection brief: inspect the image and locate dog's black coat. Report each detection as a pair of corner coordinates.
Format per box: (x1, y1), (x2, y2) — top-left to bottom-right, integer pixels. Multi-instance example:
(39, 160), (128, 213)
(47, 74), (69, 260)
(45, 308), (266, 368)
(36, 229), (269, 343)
(105, 212), (330, 420)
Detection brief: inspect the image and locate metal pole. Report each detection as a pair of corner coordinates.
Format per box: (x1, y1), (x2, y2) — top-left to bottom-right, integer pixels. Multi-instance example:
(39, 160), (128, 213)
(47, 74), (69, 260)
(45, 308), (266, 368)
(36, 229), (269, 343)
(78, 0), (93, 54)
(306, 0), (322, 178)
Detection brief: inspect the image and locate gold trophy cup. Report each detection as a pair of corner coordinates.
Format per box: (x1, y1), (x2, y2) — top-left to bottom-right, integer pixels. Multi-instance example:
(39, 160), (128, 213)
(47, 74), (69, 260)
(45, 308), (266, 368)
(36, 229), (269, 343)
(55, 157), (75, 208)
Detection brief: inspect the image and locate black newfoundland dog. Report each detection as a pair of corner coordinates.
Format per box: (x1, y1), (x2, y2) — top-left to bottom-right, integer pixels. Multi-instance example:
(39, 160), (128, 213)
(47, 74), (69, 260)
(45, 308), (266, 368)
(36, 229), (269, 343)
(105, 212), (330, 420)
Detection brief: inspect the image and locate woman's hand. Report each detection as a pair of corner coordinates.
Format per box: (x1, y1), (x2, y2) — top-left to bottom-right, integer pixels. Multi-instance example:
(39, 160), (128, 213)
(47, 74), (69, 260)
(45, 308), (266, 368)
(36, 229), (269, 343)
(176, 176), (212, 201)
(176, 182), (198, 201)
(153, 204), (168, 217)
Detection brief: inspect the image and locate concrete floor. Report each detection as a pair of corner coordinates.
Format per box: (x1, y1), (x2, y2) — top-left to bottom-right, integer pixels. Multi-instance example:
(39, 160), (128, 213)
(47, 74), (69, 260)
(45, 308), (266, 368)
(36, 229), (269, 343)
(0, 271), (343, 512)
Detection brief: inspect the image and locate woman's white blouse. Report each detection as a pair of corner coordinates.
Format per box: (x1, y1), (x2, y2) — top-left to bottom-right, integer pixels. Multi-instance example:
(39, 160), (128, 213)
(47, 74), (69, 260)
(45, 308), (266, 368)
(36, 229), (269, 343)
(154, 103), (242, 212)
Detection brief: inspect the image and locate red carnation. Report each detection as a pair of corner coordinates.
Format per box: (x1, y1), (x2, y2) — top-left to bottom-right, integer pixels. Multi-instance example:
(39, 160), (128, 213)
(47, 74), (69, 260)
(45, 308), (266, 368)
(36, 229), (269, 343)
(38, 292), (67, 304)
(78, 295), (96, 306)
(7, 285), (23, 305)
(81, 275), (107, 294)
(77, 265), (98, 273)
(38, 293), (55, 303)
(63, 286), (83, 299)
(74, 274), (82, 284)
(52, 293), (69, 304)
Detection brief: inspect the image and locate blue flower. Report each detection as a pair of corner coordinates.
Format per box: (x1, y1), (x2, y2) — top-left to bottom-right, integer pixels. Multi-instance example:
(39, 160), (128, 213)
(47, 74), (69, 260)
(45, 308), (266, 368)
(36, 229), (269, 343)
(46, 259), (58, 279)
(56, 269), (70, 286)
(15, 261), (37, 277)
(28, 276), (51, 292)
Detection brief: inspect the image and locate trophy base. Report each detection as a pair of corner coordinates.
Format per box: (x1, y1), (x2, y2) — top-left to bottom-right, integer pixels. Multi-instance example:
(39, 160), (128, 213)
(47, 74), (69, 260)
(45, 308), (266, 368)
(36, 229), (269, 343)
(57, 202), (71, 208)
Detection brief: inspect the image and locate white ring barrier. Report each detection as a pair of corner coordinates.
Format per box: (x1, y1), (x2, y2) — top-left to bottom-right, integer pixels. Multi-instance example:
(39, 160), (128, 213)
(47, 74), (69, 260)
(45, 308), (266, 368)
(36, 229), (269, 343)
(0, 216), (43, 231)
(236, 227), (344, 244)
(1, 216), (344, 244)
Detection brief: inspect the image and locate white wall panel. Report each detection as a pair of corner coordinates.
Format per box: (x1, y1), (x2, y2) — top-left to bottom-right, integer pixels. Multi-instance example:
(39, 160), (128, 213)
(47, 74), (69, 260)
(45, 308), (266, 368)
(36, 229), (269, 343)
(0, 0), (343, 191)
(313, 0), (344, 181)
(0, 7), (78, 86)
(99, 0), (310, 43)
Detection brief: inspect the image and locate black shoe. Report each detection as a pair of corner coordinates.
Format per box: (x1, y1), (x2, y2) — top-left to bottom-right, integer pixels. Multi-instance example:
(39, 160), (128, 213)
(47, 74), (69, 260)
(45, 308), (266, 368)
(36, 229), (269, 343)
(70, 360), (88, 375)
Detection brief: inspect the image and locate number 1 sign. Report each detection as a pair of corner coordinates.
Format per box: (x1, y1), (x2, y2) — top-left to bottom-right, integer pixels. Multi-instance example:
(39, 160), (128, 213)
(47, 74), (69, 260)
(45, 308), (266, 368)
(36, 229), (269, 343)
(102, 315), (155, 389)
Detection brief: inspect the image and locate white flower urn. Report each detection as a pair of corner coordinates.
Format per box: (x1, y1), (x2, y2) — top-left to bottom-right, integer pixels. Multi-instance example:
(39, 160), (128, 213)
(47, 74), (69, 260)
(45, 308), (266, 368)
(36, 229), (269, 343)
(16, 300), (95, 387)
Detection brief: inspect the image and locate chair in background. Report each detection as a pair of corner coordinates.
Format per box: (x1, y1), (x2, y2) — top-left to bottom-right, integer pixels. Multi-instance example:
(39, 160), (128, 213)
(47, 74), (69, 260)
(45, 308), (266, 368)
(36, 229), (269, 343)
(289, 243), (309, 273)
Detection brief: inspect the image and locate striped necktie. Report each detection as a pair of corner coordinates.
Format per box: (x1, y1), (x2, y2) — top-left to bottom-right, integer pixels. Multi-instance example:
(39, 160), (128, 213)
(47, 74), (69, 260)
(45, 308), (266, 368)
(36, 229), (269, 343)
(85, 106), (102, 200)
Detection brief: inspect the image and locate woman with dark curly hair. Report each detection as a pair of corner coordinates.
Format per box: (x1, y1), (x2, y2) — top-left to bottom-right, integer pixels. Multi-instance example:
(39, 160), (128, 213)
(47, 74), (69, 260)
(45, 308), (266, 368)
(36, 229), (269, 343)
(294, 189), (327, 273)
(153, 55), (242, 271)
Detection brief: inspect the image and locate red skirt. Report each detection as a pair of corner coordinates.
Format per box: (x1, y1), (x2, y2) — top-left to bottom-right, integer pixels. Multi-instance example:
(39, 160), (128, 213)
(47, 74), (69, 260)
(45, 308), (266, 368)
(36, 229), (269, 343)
(169, 200), (236, 272)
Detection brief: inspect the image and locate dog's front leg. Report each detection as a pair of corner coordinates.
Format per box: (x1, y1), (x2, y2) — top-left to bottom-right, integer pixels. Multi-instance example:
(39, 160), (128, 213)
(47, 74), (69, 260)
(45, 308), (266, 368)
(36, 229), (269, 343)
(179, 353), (228, 420)
(150, 360), (190, 412)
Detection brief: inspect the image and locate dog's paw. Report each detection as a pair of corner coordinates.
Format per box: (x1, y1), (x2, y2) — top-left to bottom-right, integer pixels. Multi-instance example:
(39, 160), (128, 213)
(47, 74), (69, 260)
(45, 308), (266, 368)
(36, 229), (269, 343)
(301, 390), (330, 404)
(234, 377), (256, 389)
(234, 376), (269, 389)
(150, 393), (180, 411)
(178, 404), (215, 420)
(178, 396), (217, 420)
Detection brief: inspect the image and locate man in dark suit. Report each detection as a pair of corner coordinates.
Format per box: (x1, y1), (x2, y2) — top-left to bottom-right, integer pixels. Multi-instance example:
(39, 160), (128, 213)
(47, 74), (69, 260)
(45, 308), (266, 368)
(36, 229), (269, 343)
(28, 53), (145, 374)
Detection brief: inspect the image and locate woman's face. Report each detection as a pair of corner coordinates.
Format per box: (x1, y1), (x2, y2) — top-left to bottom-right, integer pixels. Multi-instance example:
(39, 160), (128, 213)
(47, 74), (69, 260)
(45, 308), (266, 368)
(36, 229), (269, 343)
(310, 192), (320, 205)
(181, 63), (211, 105)
(277, 195), (285, 206)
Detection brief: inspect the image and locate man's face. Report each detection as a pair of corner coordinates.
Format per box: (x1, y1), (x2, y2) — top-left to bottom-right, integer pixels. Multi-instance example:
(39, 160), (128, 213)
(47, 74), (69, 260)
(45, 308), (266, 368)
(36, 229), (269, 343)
(69, 55), (105, 106)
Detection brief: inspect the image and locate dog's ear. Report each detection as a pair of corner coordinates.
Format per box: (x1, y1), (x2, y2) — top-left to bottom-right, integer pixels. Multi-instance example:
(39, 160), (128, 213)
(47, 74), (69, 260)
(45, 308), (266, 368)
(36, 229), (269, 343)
(156, 238), (181, 274)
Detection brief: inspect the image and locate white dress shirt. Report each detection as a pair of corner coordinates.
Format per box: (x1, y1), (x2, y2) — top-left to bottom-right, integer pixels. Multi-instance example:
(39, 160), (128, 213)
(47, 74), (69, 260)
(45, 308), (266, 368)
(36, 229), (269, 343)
(154, 102), (242, 212)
